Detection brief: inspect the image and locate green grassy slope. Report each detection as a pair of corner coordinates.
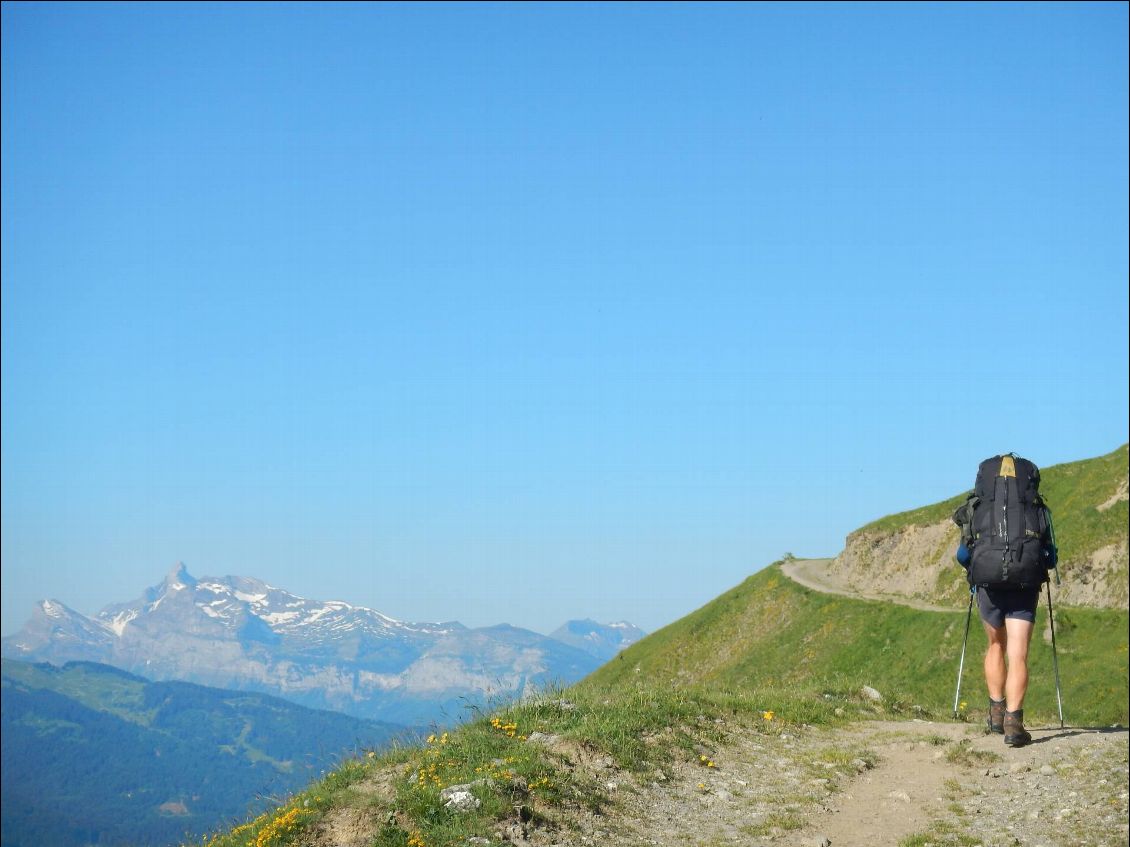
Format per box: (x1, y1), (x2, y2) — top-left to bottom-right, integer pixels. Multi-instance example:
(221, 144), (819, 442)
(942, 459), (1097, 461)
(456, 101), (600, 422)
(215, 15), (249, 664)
(1040, 445), (1130, 563)
(857, 445), (1128, 566)
(1, 659), (153, 722)
(584, 562), (1129, 727)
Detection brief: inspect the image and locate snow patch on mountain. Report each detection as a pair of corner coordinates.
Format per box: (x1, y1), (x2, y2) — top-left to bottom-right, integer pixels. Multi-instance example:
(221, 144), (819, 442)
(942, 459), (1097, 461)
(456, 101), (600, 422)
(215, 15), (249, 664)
(261, 611), (301, 625)
(108, 610), (138, 636)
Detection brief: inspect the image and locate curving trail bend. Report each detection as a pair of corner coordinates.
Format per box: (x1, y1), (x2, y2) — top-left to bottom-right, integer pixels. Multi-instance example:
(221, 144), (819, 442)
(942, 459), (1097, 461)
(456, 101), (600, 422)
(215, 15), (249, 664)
(780, 557), (963, 613)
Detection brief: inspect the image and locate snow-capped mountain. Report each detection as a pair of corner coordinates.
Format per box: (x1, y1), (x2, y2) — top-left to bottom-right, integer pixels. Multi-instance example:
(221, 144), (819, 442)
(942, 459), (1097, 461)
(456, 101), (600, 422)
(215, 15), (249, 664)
(548, 619), (646, 662)
(2, 562), (611, 725)
(11, 598), (117, 662)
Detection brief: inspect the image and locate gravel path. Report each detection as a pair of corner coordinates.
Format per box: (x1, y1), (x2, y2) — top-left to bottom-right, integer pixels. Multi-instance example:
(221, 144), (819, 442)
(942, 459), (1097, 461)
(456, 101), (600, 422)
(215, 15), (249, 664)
(532, 718), (1129, 847)
(781, 558), (963, 612)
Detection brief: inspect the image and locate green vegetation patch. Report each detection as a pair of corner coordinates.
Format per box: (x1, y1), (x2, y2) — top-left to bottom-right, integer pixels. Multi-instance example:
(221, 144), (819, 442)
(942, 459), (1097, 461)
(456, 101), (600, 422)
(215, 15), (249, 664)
(2, 659), (153, 724)
(740, 810), (806, 837)
(899, 821), (982, 847)
(943, 739), (1000, 767)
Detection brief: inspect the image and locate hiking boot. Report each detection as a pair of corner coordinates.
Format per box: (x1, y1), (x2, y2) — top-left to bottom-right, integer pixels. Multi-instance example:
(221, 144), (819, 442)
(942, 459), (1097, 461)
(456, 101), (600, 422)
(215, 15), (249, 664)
(987, 697), (1006, 734)
(1003, 709), (1032, 747)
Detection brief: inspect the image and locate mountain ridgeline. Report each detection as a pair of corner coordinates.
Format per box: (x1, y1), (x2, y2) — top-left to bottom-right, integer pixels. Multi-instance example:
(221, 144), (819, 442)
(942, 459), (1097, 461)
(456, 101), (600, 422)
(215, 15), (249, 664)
(824, 445), (1129, 610)
(2, 566), (643, 726)
(547, 619), (646, 663)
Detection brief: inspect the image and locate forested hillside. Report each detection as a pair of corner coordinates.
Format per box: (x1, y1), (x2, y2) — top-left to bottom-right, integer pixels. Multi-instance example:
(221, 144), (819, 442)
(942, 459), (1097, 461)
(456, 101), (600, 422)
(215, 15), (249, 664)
(1, 660), (405, 847)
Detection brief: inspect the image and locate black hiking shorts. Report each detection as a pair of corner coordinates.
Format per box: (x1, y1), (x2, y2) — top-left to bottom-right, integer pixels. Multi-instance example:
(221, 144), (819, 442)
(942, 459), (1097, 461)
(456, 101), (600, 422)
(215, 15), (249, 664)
(976, 585), (1040, 628)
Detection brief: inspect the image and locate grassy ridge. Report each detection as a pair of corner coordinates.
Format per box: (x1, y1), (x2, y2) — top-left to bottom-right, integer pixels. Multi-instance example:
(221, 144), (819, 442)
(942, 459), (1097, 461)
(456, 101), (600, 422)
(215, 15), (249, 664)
(855, 445), (1128, 565)
(1, 660), (153, 724)
(192, 683), (849, 847)
(584, 562), (1129, 727)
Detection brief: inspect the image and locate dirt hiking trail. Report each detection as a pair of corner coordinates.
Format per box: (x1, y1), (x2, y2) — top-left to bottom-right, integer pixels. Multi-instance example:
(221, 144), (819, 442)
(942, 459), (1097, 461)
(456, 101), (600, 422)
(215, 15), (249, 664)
(782, 557), (962, 612)
(599, 718), (1128, 847)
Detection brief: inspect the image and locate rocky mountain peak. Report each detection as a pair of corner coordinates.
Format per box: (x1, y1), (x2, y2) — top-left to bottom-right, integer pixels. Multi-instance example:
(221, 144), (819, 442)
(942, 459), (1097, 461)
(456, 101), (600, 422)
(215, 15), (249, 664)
(548, 618), (646, 662)
(6, 598), (114, 661)
(31, 599), (104, 632)
(38, 598), (74, 619)
(163, 561), (197, 590)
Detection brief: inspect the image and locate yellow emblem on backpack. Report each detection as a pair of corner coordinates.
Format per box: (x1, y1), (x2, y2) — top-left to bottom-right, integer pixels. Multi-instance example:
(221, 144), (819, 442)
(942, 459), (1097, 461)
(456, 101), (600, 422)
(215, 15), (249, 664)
(999, 455), (1016, 478)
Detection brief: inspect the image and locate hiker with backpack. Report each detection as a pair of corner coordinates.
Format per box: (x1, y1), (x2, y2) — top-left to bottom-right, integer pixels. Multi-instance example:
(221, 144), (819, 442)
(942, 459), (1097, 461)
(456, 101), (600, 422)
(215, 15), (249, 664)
(952, 454), (1059, 748)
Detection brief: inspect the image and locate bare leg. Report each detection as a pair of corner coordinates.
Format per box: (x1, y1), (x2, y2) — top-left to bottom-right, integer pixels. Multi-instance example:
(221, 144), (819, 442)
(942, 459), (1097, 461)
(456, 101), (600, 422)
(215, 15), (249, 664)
(1004, 617), (1034, 711)
(983, 621), (1007, 700)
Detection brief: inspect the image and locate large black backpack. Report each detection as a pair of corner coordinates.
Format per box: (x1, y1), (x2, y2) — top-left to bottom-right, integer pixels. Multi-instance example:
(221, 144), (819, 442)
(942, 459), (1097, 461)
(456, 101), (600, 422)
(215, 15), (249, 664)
(952, 454), (1053, 589)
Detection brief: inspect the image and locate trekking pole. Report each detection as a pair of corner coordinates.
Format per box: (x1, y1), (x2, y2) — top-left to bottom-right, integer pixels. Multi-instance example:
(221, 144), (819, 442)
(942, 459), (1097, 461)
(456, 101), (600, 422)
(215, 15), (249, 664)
(1042, 501), (1065, 727)
(953, 586), (975, 719)
(1045, 580), (1065, 729)
(1046, 505), (1061, 586)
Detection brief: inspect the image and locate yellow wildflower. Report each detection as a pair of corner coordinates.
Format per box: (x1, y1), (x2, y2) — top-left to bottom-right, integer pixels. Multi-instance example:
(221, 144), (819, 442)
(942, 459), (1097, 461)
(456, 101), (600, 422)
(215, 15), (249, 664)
(253, 807), (309, 847)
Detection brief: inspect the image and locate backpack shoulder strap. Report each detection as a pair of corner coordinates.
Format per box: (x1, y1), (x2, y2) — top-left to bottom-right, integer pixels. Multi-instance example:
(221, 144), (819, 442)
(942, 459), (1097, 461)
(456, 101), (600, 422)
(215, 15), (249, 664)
(952, 492), (980, 546)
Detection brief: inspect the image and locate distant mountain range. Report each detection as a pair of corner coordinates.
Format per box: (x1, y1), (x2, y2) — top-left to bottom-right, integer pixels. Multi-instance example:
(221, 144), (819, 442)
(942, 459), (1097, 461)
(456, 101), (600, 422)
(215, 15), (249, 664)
(1, 564), (643, 725)
(1, 658), (404, 847)
(549, 618), (646, 662)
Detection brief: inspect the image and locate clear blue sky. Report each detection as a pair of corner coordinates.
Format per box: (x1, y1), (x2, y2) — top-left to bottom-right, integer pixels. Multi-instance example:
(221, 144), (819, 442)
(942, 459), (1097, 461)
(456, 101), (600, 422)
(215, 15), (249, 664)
(3, 2), (1127, 637)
